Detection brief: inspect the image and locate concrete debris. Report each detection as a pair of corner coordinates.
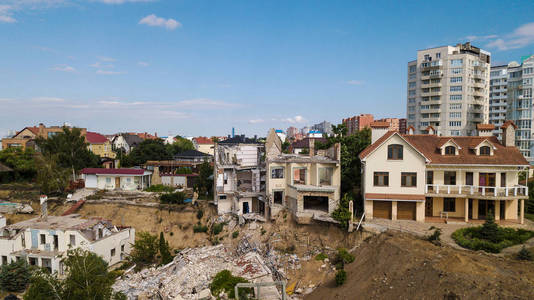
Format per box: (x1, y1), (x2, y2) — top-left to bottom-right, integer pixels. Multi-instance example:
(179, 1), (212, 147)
(113, 244), (282, 300)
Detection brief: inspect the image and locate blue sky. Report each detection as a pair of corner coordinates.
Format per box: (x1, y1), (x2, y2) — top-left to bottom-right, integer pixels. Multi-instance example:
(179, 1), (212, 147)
(1, 0), (534, 138)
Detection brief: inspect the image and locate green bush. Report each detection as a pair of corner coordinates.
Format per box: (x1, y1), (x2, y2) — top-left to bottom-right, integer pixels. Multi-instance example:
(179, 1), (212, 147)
(212, 223), (224, 235)
(232, 231), (239, 239)
(145, 184), (175, 193)
(196, 210), (204, 220)
(0, 259), (31, 292)
(210, 270), (252, 299)
(331, 194), (352, 230)
(315, 253), (328, 261)
(452, 220), (534, 253)
(517, 246), (533, 261)
(336, 248), (355, 265)
(193, 224), (208, 233)
(426, 226), (442, 242)
(160, 191), (186, 204)
(335, 269), (347, 286)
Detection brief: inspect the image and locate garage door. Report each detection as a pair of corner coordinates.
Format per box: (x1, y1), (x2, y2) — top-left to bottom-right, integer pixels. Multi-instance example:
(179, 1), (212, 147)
(373, 201), (392, 219)
(397, 202), (416, 220)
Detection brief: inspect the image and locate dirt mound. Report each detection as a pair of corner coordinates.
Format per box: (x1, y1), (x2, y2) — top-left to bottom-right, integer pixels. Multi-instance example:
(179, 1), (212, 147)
(306, 232), (534, 300)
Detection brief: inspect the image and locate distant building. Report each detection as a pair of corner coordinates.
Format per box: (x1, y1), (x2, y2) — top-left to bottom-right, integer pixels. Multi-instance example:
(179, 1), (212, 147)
(488, 64), (508, 140)
(1, 123), (86, 150)
(86, 132), (116, 159)
(192, 137), (215, 156)
(307, 130), (323, 138)
(374, 118), (406, 133)
(275, 130), (287, 142)
(342, 114), (374, 135)
(399, 118), (407, 134)
(286, 127), (299, 139)
(81, 168), (152, 191)
(311, 121), (333, 136)
(112, 134), (143, 154)
(300, 126), (310, 136)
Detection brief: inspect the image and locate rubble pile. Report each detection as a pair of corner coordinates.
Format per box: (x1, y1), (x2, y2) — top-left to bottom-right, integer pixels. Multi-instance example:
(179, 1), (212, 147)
(113, 244), (281, 300)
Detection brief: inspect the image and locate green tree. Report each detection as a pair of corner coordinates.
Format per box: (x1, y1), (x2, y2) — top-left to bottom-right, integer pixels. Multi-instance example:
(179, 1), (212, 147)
(36, 154), (70, 195)
(121, 139), (171, 167)
(0, 147), (37, 182)
(24, 249), (125, 300)
(281, 140), (290, 154)
(36, 127), (100, 179)
(166, 136), (195, 156)
(130, 232), (159, 266)
(195, 160), (213, 197)
(332, 194), (353, 230)
(0, 259), (31, 292)
(159, 232), (173, 265)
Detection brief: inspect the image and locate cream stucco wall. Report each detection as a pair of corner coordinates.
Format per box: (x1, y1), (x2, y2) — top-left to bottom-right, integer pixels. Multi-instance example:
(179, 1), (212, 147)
(196, 144), (214, 156)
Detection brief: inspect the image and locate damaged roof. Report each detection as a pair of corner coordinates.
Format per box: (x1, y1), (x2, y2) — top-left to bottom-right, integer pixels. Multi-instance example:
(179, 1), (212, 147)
(6, 215), (105, 231)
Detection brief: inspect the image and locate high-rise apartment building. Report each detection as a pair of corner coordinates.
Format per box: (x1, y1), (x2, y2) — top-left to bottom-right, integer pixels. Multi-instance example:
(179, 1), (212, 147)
(342, 114), (374, 135)
(406, 42), (491, 136)
(489, 65), (508, 139)
(505, 56), (534, 162)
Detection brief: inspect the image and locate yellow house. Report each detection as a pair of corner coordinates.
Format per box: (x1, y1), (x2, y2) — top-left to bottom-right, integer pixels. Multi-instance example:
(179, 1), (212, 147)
(360, 122), (529, 224)
(86, 132), (116, 159)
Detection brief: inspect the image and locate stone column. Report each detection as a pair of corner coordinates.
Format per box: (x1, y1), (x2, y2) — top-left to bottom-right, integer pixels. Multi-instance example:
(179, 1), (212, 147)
(392, 201), (397, 221)
(348, 200), (354, 232)
(520, 199), (525, 225)
(464, 198), (468, 223)
(495, 200), (500, 221)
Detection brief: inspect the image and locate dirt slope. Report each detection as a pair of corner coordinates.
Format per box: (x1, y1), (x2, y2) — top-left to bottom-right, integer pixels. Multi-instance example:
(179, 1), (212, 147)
(307, 232), (534, 300)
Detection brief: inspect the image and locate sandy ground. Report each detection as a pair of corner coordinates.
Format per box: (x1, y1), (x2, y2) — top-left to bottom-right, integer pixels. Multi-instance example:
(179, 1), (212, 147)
(306, 232), (534, 300)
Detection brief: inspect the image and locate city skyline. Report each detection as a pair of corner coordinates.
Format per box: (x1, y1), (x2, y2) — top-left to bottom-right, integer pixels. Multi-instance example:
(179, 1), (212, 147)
(1, 0), (534, 137)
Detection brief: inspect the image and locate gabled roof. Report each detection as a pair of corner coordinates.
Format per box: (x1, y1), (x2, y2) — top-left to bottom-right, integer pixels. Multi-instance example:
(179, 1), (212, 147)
(13, 126), (39, 138)
(468, 138), (496, 149)
(501, 120), (518, 129)
(476, 124), (495, 131)
(401, 135), (528, 165)
(437, 138), (462, 149)
(359, 131), (429, 162)
(85, 132), (108, 144)
(370, 121), (389, 128)
(193, 137), (214, 145)
(81, 168), (146, 175)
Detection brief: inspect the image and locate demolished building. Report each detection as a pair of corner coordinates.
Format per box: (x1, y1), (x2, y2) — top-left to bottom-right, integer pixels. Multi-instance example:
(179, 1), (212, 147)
(0, 214), (135, 273)
(265, 129), (341, 224)
(214, 135), (266, 218)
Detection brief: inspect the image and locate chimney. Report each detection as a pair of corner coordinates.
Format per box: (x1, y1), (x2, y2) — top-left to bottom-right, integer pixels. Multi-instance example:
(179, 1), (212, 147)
(40, 195), (48, 221)
(501, 121), (517, 147)
(309, 138), (315, 157)
(425, 126), (436, 135)
(476, 124), (494, 137)
(370, 122), (390, 144)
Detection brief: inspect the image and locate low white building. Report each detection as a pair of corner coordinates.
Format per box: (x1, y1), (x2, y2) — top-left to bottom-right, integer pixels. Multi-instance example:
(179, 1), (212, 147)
(81, 168), (152, 191)
(0, 214), (135, 273)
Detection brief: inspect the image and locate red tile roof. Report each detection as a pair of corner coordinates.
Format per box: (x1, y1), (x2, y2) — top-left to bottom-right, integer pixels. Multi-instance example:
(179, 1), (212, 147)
(193, 137), (214, 145)
(370, 121), (390, 128)
(501, 120), (518, 129)
(85, 132), (108, 144)
(360, 132), (529, 166)
(476, 124), (495, 130)
(81, 168), (145, 175)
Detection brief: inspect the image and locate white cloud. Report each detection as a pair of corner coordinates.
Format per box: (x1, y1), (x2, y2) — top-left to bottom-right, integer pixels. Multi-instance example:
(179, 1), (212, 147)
(0, 15), (16, 23)
(96, 69), (125, 75)
(31, 97), (65, 103)
(248, 119), (264, 124)
(52, 65), (76, 72)
(90, 61), (114, 68)
(284, 115), (306, 124)
(486, 22), (534, 51)
(0, 1), (68, 24)
(176, 98), (240, 108)
(137, 61), (149, 67)
(347, 80), (364, 85)
(139, 14), (181, 30)
(465, 34), (498, 41)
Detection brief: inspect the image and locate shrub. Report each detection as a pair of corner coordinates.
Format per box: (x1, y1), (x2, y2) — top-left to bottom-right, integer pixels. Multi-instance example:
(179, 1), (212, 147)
(232, 231), (239, 239)
(426, 226), (442, 243)
(193, 224), (208, 233)
(315, 253), (328, 261)
(332, 194), (352, 230)
(452, 222), (534, 253)
(261, 228), (266, 235)
(335, 270), (347, 286)
(130, 232), (159, 266)
(336, 248), (355, 265)
(160, 191), (186, 204)
(196, 210), (204, 220)
(145, 184), (175, 193)
(210, 270), (252, 299)
(212, 223), (224, 235)
(0, 259), (31, 292)
(517, 246), (533, 261)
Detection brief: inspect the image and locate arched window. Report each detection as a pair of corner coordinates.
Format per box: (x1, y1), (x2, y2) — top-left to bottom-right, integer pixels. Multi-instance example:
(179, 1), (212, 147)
(445, 146), (456, 155)
(480, 146), (491, 156)
(387, 144), (403, 160)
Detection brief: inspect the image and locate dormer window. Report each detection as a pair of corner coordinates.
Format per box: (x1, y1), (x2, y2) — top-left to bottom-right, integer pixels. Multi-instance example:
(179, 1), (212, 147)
(388, 144), (403, 160)
(480, 146), (491, 156)
(445, 146), (456, 155)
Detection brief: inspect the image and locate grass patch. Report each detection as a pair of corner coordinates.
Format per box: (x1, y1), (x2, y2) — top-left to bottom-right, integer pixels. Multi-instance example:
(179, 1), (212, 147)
(315, 253), (328, 261)
(160, 191), (186, 204)
(193, 224), (208, 233)
(210, 270), (253, 299)
(211, 223), (224, 235)
(452, 215), (534, 253)
(232, 231), (239, 239)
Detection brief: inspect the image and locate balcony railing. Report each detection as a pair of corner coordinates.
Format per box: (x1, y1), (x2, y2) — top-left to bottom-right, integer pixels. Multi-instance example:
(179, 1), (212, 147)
(425, 184), (528, 198)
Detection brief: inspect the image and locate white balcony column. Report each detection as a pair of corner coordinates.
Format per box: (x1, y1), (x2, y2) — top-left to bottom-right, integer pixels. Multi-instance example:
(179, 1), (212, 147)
(447, 185), (450, 194)
(514, 187), (517, 196)
(464, 198), (469, 223)
(425, 185), (428, 193)
(494, 188), (497, 197)
(505, 187), (509, 197)
(459, 185), (462, 194)
(519, 199), (525, 224)
(482, 187), (485, 196)
(495, 200), (500, 221)
(436, 185), (439, 193)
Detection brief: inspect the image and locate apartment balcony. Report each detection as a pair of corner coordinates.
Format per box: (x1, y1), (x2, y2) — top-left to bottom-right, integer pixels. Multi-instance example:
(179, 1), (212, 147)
(421, 91), (442, 97)
(420, 108), (441, 114)
(473, 82), (486, 89)
(472, 91), (487, 98)
(421, 82), (441, 88)
(425, 184), (528, 200)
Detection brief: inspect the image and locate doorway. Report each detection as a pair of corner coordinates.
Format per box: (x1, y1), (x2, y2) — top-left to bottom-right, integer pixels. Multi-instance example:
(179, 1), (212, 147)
(243, 202), (250, 214)
(478, 200), (495, 220)
(500, 201), (505, 220)
(115, 177), (120, 189)
(468, 199), (473, 219)
(425, 197), (433, 217)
